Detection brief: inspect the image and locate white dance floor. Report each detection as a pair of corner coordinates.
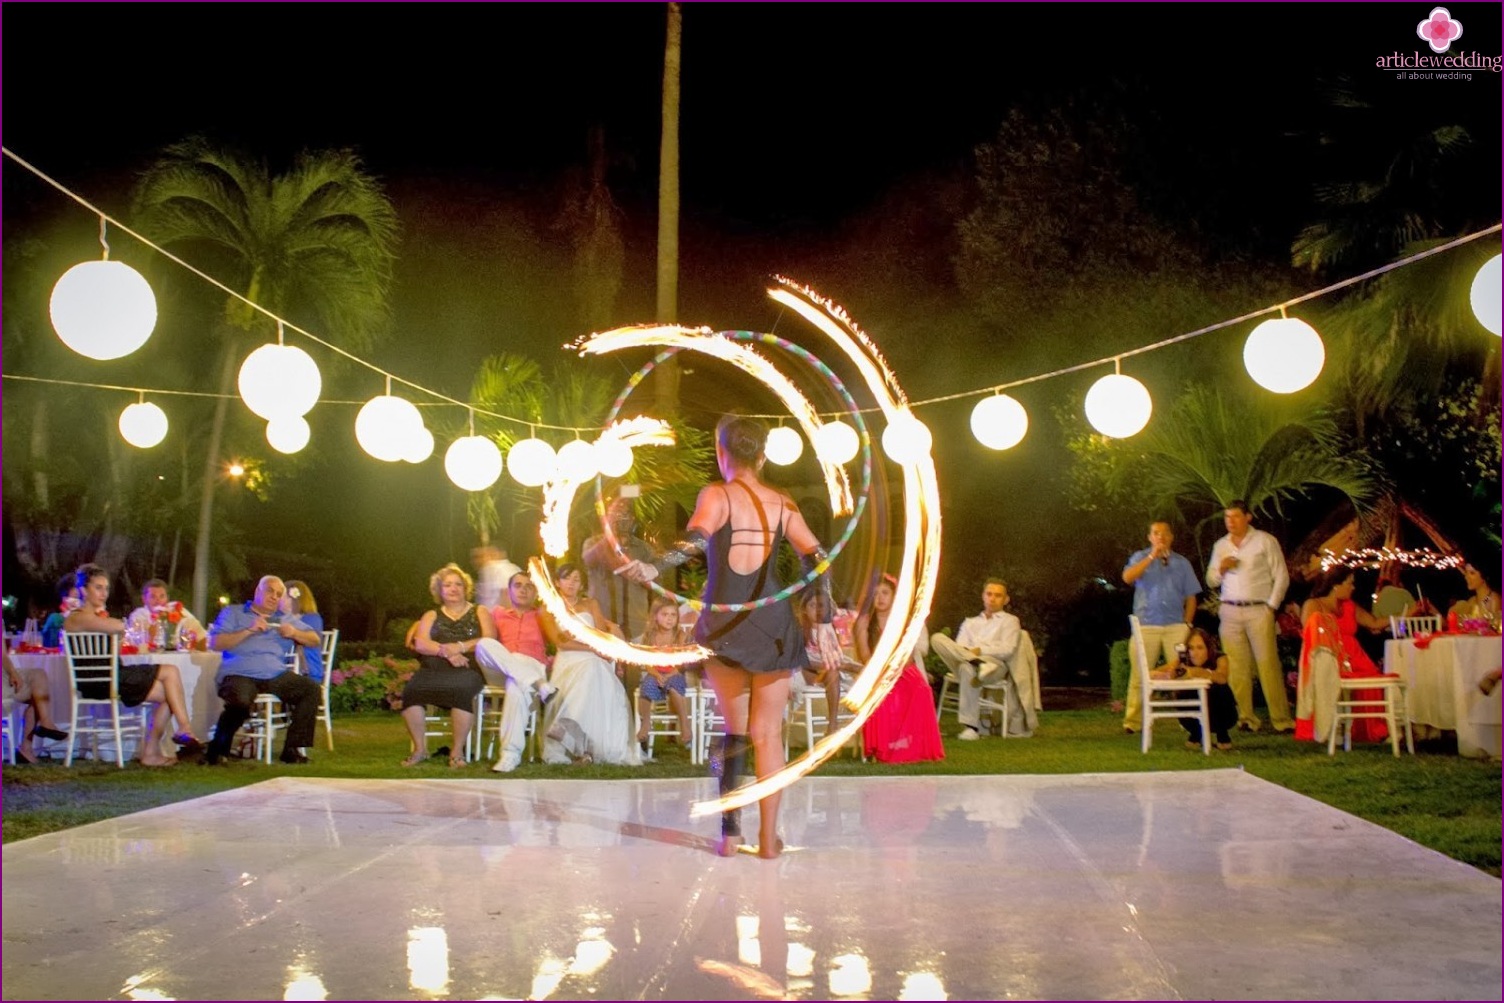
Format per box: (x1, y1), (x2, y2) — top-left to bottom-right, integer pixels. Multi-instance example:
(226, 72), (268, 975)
(4, 770), (1499, 1001)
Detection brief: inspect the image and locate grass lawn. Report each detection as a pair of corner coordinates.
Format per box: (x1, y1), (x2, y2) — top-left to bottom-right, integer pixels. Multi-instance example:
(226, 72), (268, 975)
(4, 699), (1499, 876)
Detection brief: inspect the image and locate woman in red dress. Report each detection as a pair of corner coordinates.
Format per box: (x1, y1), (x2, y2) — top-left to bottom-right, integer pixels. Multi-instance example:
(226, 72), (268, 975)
(1294, 568), (1391, 744)
(855, 575), (945, 763)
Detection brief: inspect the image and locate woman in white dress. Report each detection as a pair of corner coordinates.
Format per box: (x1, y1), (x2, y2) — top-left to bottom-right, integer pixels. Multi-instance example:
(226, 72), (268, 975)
(539, 563), (641, 766)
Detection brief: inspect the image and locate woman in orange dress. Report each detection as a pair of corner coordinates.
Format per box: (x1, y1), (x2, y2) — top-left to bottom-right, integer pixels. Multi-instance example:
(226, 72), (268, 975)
(1294, 568), (1390, 744)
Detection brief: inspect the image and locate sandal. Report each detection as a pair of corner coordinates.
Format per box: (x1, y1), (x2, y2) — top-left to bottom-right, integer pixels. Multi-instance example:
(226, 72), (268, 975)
(448, 755), (467, 769)
(401, 753), (428, 767)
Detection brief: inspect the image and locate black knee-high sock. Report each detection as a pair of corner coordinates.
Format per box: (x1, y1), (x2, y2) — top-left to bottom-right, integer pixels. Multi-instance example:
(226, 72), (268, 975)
(711, 733), (750, 837)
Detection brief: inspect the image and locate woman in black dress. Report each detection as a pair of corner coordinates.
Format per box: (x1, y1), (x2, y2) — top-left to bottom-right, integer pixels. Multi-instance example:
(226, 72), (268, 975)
(620, 415), (842, 857)
(400, 563), (496, 767)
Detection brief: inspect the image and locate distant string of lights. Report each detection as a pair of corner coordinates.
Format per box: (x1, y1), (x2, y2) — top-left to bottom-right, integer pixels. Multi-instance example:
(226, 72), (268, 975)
(1319, 547), (1465, 572)
(3, 145), (1501, 493)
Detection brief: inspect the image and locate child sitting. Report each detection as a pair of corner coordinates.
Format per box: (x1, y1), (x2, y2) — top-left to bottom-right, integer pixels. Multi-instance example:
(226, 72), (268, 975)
(634, 596), (694, 753)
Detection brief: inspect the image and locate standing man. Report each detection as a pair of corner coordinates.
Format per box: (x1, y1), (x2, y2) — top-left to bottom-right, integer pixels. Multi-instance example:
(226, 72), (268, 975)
(1205, 500), (1293, 733)
(472, 545), (522, 611)
(581, 495), (655, 640)
(1121, 521), (1202, 734)
(931, 578), (1035, 740)
(204, 576), (323, 765)
(478, 572), (557, 774)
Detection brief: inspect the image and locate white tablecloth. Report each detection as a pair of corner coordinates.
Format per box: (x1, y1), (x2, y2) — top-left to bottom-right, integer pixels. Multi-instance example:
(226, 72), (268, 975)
(12, 649), (222, 758)
(1384, 636), (1503, 759)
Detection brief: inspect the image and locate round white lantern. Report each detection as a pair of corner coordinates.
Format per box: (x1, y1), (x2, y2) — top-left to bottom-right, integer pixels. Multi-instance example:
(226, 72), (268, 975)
(1084, 373), (1153, 438)
(1243, 317), (1325, 393)
(355, 394), (424, 462)
(556, 439), (599, 481)
(764, 426), (804, 466)
(1470, 254), (1501, 336)
(813, 420), (860, 464)
(970, 395), (1029, 450)
(50, 260), (158, 360)
(594, 438), (634, 478)
(507, 437), (557, 487)
(402, 425), (435, 464)
(445, 436), (504, 491)
(118, 401), (168, 448)
(265, 416), (311, 454)
(881, 413), (933, 463)
(238, 343), (322, 419)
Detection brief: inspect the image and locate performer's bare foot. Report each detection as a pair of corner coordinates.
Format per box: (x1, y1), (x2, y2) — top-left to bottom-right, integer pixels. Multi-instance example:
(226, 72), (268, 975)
(716, 834), (745, 857)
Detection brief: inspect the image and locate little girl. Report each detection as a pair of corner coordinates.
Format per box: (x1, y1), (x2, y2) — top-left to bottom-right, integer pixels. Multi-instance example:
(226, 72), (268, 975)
(634, 595), (694, 752)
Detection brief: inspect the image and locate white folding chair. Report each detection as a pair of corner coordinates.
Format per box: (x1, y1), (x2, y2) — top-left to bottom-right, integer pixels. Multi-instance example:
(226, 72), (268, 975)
(936, 670), (1013, 737)
(316, 629), (339, 751)
(239, 650), (296, 763)
(692, 685), (725, 766)
(473, 684), (539, 762)
(62, 631), (148, 768)
(635, 684), (684, 760)
(1389, 615), (1441, 638)
(786, 685), (865, 759)
(1330, 674), (1414, 757)
(1, 709), (17, 765)
(1131, 615), (1211, 755)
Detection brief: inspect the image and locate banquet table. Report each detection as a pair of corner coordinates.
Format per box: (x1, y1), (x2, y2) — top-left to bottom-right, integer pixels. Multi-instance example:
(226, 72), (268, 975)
(11, 649), (222, 760)
(1383, 635), (1502, 759)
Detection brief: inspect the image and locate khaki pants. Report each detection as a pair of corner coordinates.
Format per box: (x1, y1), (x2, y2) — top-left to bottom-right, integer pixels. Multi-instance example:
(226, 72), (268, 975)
(1219, 603), (1293, 731)
(1124, 622), (1190, 730)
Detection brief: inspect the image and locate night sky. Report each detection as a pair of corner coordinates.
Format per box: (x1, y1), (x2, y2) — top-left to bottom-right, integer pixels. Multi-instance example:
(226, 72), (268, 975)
(3, 3), (1500, 647)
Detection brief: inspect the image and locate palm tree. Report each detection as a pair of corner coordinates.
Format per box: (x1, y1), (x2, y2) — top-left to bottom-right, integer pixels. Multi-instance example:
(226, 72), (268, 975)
(1071, 386), (1376, 557)
(131, 137), (398, 617)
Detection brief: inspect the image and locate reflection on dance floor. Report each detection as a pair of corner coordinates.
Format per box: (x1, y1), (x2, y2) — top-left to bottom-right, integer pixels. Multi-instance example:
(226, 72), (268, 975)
(3, 771), (1499, 1001)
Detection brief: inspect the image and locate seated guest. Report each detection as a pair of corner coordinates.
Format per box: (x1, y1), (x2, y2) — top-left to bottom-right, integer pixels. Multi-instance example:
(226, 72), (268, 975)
(401, 563), (495, 768)
(794, 590), (861, 739)
(40, 573), (78, 650)
(1450, 562), (1502, 625)
(205, 575), (323, 765)
(280, 580), (326, 681)
(1153, 628), (1236, 751)
(3, 649), (68, 764)
(65, 563), (202, 766)
(855, 574), (944, 763)
(538, 563), (639, 766)
(633, 594), (695, 751)
(127, 579), (207, 651)
(930, 578), (1037, 740)
(478, 571), (556, 773)
(1293, 568), (1390, 745)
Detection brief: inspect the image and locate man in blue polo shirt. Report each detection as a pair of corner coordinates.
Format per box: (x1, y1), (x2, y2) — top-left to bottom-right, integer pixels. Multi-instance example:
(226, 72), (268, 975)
(204, 575), (323, 765)
(1121, 520), (1202, 734)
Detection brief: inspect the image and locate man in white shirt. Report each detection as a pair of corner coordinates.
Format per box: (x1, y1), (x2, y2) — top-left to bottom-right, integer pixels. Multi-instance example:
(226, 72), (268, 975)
(931, 578), (1033, 740)
(127, 579), (207, 650)
(1205, 500), (1293, 732)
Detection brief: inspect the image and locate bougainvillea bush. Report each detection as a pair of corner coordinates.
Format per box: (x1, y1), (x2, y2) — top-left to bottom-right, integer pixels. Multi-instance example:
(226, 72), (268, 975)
(327, 657), (418, 713)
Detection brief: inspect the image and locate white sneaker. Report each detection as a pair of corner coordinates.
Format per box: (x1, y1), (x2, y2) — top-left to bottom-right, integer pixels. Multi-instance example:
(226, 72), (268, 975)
(957, 726), (981, 741)
(491, 750), (522, 773)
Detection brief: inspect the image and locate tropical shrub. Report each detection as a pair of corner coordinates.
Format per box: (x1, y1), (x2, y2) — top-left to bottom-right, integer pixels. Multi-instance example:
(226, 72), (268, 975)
(328, 656), (417, 713)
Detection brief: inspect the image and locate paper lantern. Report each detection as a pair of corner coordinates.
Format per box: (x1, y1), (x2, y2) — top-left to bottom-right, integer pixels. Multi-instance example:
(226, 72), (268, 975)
(1084, 373), (1152, 438)
(266, 416), (311, 454)
(402, 425), (435, 463)
(50, 260), (157, 360)
(970, 395), (1028, 450)
(556, 439), (599, 481)
(118, 401), (168, 448)
(881, 413), (932, 463)
(594, 437), (634, 478)
(764, 425), (804, 466)
(238, 343), (322, 419)
(445, 435), (504, 491)
(355, 394), (424, 462)
(1243, 317), (1325, 393)
(1471, 254), (1501, 336)
(813, 420), (859, 464)
(507, 437), (557, 487)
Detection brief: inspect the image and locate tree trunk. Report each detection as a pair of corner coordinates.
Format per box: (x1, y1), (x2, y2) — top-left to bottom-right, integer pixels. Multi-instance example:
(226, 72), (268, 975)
(192, 342), (238, 619)
(654, 1), (684, 549)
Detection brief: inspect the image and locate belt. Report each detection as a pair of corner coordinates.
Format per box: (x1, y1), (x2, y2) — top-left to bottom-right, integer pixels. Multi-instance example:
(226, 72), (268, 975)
(1221, 599), (1268, 607)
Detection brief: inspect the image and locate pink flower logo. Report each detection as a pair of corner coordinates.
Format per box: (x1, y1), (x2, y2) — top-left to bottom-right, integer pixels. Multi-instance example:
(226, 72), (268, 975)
(1416, 7), (1463, 53)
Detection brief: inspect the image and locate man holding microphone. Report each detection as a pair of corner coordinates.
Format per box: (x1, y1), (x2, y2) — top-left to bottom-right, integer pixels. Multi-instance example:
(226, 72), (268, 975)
(1121, 520), (1202, 735)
